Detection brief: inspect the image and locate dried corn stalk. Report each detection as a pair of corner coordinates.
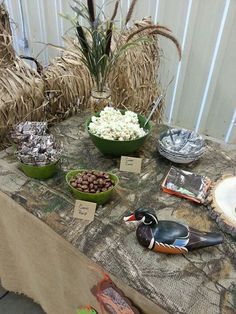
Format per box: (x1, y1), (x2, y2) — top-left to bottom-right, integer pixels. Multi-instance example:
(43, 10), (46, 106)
(109, 18), (164, 121)
(0, 59), (45, 143)
(0, 3), (15, 67)
(42, 39), (92, 123)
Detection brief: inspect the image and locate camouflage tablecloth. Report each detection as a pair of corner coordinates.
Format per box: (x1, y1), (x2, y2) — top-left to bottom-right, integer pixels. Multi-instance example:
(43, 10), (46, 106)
(0, 112), (235, 314)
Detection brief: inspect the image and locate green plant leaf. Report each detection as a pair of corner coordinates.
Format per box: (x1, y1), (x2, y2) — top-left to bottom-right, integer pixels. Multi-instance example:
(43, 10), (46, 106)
(62, 0), (154, 92)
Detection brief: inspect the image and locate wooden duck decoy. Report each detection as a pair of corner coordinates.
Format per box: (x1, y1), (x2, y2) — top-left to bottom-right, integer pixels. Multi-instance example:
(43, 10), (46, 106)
(123, 208), (224, 254)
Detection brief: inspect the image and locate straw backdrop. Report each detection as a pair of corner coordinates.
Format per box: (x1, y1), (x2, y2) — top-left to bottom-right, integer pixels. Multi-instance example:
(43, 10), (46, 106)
(109, 18), (164, 120)
(0, 59), (46, 142)
(0, 3), (15, 68)
(0, 3), (46, 145)
(0, 2), (180, 144)
(42, 39), (92, 124)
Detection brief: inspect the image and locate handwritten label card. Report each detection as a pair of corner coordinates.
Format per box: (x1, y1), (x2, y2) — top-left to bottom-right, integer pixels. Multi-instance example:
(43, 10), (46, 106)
(120, 156), (142, 174)
(73, 200), (96, 221)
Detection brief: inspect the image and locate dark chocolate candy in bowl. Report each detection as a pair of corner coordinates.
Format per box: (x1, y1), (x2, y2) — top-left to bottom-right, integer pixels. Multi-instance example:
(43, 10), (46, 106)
(17, 134), (61, 166)
(11, 121), (48, 144)
(17, 134), (61, 179)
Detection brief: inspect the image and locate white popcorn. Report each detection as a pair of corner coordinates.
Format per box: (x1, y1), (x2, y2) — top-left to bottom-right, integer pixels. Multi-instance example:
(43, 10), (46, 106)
(89, 107), (147, 141)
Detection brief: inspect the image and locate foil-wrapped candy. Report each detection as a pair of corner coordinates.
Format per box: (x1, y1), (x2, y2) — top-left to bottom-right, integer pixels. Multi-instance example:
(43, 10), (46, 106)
(17, 134), (61, 166)
(11, 121), (48, 144)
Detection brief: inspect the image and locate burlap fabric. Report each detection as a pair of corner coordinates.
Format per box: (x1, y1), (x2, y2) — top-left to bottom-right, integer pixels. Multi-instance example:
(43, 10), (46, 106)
(0, 191), (164, 314)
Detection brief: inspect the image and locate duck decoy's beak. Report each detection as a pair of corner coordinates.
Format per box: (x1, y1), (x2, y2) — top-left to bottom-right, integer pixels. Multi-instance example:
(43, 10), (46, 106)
(123, 213), (136, 222)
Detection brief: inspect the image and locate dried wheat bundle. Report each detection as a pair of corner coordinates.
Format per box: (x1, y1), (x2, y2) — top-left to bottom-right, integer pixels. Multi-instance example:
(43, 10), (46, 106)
(0, 58), (45, 142)
(109, 17), (164, 121)
(0, 3), (15, 67)
(42, 39), (92, 123)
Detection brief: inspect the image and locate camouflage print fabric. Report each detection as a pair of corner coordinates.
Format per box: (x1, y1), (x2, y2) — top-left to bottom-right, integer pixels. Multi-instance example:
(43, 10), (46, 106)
(0, 112), (235, 314)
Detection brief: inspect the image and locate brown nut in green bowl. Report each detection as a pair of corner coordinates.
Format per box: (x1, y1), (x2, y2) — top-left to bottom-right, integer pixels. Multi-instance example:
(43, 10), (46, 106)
(70, 170), (115, 193)
(66, 169), (119, 205)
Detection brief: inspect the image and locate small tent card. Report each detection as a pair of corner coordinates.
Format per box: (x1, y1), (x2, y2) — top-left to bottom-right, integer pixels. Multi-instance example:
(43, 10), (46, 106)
(73, 200), (96, 221)
(120, 156), (142, 174)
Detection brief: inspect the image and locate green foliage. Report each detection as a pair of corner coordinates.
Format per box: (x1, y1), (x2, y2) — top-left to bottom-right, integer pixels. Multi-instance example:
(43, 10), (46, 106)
(62, 0), (151, 92)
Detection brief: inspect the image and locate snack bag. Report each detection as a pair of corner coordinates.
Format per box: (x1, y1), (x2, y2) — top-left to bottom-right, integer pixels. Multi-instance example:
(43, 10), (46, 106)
(91, 274), (140, 314)
(162, 166), (211, 204)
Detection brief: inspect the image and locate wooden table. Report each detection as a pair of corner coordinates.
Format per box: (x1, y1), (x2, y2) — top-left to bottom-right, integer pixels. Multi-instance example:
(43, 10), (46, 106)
(0, 112), (235, 314)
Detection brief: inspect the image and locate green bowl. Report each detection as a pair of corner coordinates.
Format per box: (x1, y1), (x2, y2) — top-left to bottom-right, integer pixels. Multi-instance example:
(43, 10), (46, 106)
(19, 161), (59, 180)
(86, 110), (151, 156)
(66, 169), (119, 205)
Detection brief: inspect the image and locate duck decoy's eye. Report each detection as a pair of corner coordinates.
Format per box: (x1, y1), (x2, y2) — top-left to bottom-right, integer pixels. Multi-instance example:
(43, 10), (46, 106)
(137, 213), (144, 220)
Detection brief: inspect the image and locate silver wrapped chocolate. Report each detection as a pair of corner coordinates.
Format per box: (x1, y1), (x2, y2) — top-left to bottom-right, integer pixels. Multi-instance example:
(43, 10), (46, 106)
(157, 128), (205, 164)
(11, 121), (48, 144)
(17, 134), (61, 166)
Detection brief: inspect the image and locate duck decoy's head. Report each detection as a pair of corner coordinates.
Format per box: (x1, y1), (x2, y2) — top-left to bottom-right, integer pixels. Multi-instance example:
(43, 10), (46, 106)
(123, 208), (158, 226)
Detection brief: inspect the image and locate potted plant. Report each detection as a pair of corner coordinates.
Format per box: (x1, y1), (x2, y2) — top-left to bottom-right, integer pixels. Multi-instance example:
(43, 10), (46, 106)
(63, 0), (181, 111)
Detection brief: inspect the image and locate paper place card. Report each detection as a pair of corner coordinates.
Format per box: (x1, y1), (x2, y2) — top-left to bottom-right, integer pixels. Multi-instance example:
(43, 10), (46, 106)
(73, 200), (96, 221)
(120, 156), (142, 174)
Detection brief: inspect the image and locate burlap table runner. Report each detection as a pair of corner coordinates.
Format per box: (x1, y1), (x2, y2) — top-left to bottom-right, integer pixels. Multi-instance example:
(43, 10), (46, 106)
(0, 191), (163, 314)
